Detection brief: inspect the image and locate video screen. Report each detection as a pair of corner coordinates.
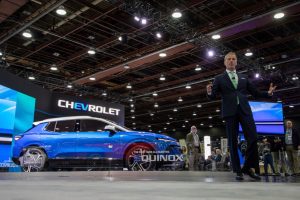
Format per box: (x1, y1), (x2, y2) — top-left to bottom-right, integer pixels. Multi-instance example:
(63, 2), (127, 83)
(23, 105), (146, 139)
(239, 101), (284, 135)
(0, 84), (36, 134)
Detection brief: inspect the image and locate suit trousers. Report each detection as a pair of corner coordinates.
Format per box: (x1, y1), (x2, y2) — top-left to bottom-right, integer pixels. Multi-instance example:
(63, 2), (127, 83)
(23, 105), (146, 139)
(188, 147), (200, 171)
(225, 105), (259, 173)
(285, 145), (299, 174)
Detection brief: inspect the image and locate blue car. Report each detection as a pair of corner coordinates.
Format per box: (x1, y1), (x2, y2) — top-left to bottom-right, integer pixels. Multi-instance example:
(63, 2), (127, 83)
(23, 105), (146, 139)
(12, 116), (183, 171)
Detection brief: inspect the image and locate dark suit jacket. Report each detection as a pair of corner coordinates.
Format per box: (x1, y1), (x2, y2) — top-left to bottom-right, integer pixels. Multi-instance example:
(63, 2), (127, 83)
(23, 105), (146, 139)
(286, 128), (300, 150)
(208, 71), (270, 118)
(186, 132), (201, 155)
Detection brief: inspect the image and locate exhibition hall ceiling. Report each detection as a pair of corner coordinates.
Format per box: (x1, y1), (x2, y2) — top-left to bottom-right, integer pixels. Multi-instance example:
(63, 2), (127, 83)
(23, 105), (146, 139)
(0, 0), (299, 132)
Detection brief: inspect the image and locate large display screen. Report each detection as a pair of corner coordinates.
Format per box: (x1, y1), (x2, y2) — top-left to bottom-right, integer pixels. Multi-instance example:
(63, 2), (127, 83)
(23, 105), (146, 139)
(239, 101), (284, 135)
(0, 84), (36, 134)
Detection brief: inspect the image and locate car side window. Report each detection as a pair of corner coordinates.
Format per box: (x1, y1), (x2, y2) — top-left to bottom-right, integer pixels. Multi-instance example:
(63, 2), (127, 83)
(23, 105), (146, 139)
(45, 122), (56, 132)
(80, 120), (107, 132)
(55, 120), (76, 132)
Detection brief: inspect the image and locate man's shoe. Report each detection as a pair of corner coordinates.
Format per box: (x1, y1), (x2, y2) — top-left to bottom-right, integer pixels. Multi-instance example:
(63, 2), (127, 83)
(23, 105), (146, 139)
(242, 168), (261, 180)
(236, 173), (244, 181)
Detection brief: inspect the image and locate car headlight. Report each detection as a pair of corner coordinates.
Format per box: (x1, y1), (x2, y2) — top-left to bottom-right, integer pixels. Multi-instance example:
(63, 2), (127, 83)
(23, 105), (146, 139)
(156, 138), (176, 143)
(14, 135), (24, 141)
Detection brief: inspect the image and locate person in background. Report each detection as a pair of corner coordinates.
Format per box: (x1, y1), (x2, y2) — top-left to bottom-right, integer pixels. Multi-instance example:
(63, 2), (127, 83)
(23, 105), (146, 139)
(284, 120), (300, 175)
(262, 137), (276, 175)
(186, 126), (201, 171)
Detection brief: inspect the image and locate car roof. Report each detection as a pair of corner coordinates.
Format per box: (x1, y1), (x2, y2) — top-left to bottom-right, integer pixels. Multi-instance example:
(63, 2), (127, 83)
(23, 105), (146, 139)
(33, 116), (129, 131)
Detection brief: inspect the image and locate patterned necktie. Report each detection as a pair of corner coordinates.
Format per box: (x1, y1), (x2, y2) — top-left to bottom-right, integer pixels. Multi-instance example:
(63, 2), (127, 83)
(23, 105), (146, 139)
(230, 72), (237, 89)
(229, 72), (239, 104)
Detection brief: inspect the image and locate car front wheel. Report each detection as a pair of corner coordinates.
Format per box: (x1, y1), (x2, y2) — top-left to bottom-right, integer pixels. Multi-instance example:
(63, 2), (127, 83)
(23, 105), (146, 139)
(125, 144), (156, 171)
(21, 147), (47, 172)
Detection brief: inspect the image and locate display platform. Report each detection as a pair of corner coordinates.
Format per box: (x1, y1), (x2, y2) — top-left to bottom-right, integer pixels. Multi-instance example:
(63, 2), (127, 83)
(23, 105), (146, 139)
(0, 171), (299, 200)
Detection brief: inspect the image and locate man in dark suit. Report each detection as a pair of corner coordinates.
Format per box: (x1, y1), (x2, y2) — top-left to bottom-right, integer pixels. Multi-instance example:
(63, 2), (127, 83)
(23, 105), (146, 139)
(284, 120), (300, 175)
(206, 52), (277, 180)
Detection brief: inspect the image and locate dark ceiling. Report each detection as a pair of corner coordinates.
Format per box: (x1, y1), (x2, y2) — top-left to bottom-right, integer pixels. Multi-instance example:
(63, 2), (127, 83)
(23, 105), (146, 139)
(0, 0), (299, 134)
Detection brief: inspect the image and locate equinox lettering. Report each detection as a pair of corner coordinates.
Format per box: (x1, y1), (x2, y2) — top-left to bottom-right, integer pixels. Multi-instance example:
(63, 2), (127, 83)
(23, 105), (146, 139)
(58, 100), (120, 116)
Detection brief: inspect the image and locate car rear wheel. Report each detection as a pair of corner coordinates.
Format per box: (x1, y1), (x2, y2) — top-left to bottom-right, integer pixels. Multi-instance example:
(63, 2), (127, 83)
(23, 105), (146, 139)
(21, 147), (47, 172)
(125, 144), (155, 171)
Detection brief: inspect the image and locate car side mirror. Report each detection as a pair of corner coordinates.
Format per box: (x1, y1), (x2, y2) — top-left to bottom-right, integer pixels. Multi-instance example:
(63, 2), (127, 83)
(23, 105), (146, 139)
(104, 125), (116, 134)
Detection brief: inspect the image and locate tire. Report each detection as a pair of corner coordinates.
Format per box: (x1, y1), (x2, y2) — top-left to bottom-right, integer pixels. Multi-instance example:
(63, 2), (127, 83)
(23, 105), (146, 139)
(21, 147), (47, 172)
(125, 144), (156, 171)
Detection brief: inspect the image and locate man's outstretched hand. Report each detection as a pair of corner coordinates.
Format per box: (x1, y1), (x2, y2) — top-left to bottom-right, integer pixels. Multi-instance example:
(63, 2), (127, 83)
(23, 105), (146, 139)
(268, 83), (277, 95)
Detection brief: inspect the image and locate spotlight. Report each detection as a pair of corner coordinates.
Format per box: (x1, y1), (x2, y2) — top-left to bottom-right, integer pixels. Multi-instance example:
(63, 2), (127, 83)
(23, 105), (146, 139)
(150, 113), (154, 116)
(159, 53), (167, 57)
(87, 49), (96, 55)
(207, 50), (214, 57)
(173, 108), (178, 112)
(134, 16), (140, 21)
(182, 124), (186, 128)
(195, 65), (202, 71)
(154, 103), (159, 108)
(129, 98), (133, 102)
(22, 29), (32, 38)
(292, 74), (299, 81)
(245, 49), (253, 57)
(56, 5), (67, 16)
(166, 122), (170, 125)
(216, 109), (220, 112)
(153, 91), (158, 96)
(289, 105), (294, 108)
(130, 109), (134, 113)
(164, 127), (167, 130)
(124, 64), (130, 69)
(159, 74), (166, 81)
(255, 73), (260, 79)
(208, 116), (212, 119)
(130, 103), (134, 108)
(193, 112), (197, 116)
(200, 123), (204, 126)
(197, 104), (202, 108)
(209, 125), (213, 128)
(274, 12), (285, 19)
(28, 76), (35, 80)
(156, 32), (162, 39)
(172, 8), (182, 18)
(89, 77), (96, 81)
(67, 84), (72, 88)
(0, 51), (2, 56)
(178, 97), (183, 102)
(185, 84), (191, 89)
(102, 91), (107, 96)
(148, 125), (151, 128)
(149, 129), (152, 132)
(126, 83), (132, 89)
(50, 65), (58, 71)
(118, 36), (122, 41)
(131, 116), (135, 119)
(211, 34), (221, 40)
(141, 18), (147, 25)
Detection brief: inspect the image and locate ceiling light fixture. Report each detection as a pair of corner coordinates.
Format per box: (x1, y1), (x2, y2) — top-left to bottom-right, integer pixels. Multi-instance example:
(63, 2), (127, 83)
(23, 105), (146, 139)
(154, 102), (159, 108)
(195, 65), (202, 71)
(197, 104), (202, 108)
(102, 91), (107, 96)
(159, 53), (167, 57)
(245, 49), (253, 57)
(89, 77), (96, 81)
(159, 74), (166, 81)
(134, 16), (140, 21)
(28, 76), (35, 80)
(22, 29), (32, 38)
(185, 84), (191, 89)
(67, 84), (72, 88)
(141, 18), (147, 25)
(50, 65), (58, 71)
(124, 64), (130, 69)
(172, 8), (182, 18)
(178, 97), (183, 102)
(126, 83), (132, 89)
(274, 12), (285, 19)
(173, 108), (178, 112)
(56, 5), (67, 16)
(87, 49), (96, 55)
(156, 32), (162, 39)
(208, 50), (214, 57)
(211, 34), (221, 40)
(153, 91), (158, 96)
